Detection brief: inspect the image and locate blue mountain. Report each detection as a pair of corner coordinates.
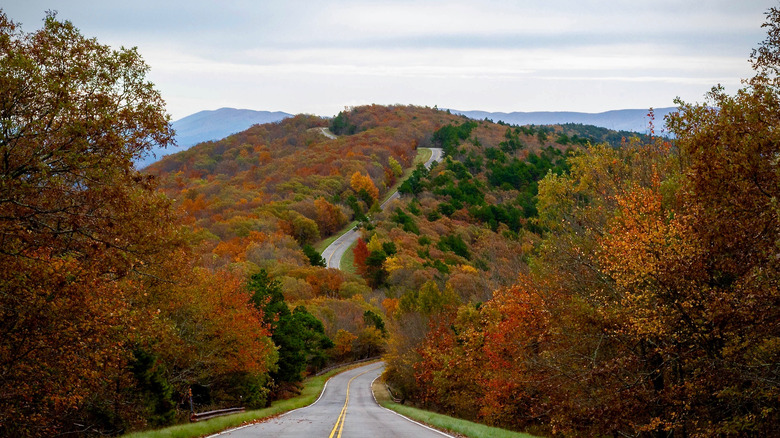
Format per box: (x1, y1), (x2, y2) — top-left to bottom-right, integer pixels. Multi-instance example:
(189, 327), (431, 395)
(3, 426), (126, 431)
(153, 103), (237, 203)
(449, 107), (677, 134)
(136, 108), (291, 168)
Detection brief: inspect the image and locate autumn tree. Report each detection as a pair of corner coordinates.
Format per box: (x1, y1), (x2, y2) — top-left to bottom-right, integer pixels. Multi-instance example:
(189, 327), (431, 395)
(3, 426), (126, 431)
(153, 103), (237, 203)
(0, 12), (281, 436)
(352, 237), (370, 276)
(388, 156), (403, 177)
(314, 196), (347, 236)
(411, 11), (780, 437)
(147, 267), (276, 412)
(0, 11), (181, 436)
(351, 171), (379, 204)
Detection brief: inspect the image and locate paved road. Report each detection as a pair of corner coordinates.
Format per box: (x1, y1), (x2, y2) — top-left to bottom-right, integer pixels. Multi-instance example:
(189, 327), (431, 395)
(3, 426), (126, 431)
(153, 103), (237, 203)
(322, 226), (360, 269)
(321, 148), (443, 269)
(318, 127), (338, 140)
(215, 362), (451, 438)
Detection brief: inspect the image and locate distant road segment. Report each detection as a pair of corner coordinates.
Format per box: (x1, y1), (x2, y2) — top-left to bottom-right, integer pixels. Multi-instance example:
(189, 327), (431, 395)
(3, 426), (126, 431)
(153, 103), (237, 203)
(318, 127), (338, 139)
(322, 148), (443, 269)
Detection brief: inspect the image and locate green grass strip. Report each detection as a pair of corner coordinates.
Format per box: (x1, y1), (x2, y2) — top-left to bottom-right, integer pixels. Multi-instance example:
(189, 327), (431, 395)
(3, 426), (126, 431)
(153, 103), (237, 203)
(372, 381), (541, 438)
(339, 237), (358, 275)
(122, 363), (374, 438)
(414, 147), (433, 167)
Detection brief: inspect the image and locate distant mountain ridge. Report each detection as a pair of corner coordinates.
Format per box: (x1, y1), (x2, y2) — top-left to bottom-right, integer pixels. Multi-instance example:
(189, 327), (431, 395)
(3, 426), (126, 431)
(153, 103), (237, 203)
(449, 107), (677, 134)
(136, 108), (292, 168)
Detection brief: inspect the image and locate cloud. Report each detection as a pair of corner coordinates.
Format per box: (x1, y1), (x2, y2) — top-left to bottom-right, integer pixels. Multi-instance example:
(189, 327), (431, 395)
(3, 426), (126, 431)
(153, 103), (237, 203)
(2, 0), (774, 118)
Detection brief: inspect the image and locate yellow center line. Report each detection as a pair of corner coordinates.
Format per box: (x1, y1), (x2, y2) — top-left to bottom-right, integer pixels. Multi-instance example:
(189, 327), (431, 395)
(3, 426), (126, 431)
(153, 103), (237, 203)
(328, 366), (382, 438)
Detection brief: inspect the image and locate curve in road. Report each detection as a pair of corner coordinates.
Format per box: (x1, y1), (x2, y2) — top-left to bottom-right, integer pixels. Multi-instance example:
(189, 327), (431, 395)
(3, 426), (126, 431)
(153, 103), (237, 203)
(214, 362), (452, 438)
(321, 148), (443, 269)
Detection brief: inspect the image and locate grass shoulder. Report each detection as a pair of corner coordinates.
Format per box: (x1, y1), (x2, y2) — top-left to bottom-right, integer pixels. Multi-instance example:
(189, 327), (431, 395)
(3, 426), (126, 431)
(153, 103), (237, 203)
(371, 379), (541, 438)
(339, 237), (358, 274)
(122, 361), (378, 438)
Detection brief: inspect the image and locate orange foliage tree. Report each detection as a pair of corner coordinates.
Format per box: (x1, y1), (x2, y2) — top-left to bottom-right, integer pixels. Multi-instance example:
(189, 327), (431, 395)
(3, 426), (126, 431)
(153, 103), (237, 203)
(350, 171), (379, 203)
(314, 197), (347, 236)
(352, 237), (370, 276)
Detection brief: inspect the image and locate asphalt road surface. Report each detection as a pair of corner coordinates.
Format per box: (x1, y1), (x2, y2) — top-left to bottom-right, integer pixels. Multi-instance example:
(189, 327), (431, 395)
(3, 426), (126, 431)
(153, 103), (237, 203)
(214, 362), (452, 438)
(321, 148), (443, 269)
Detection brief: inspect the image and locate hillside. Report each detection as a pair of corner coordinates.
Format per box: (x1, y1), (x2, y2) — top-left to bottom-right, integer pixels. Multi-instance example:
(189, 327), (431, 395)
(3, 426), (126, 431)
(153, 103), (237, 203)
(145, 105), (635, 365)
(145, 104), (646, 419)
(145, 106), (470, 373)
(147, 105), (640, 285)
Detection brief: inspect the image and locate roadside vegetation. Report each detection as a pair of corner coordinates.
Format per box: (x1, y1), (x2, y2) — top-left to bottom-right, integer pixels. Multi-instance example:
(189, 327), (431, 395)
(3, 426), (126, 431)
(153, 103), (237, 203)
(372, 380), (540, 438)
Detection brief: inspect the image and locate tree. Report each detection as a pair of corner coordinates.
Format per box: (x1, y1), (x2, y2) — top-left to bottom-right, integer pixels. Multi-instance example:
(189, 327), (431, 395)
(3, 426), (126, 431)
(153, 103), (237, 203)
(363, 310), (387, 335)
(388, 156), (403, 177)
(0, 12), (180, 436)
(353, 237), (370, 276)
(314, 197), (347, 236)
(351, 171), (379, 204)
(152, 268), (276, 413)
(302, 244), (326, 267)
(332, 329), (358, 361)
(248, 271), (334, 390)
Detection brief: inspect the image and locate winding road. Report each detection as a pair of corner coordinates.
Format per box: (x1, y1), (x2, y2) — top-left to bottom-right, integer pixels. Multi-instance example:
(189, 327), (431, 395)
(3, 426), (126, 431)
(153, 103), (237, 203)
(214, 362), (452, 438)
(243, 145), (448, 436)
(321, 147), (443, 269)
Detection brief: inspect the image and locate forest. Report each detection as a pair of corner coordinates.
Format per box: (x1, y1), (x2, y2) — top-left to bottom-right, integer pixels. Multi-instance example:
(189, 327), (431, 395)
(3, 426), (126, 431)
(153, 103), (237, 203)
(1, 6), (778, 438)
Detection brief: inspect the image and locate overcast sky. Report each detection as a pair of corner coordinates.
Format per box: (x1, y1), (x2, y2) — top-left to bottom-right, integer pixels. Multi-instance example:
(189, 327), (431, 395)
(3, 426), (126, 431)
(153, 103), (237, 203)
(3, 0), (776, 120)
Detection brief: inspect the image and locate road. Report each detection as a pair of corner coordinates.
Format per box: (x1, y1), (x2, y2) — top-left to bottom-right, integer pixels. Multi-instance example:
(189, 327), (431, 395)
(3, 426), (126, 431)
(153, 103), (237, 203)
(215, 362), (452, 438)
(321, 148), (443, 269)
(318, 127), (338, 140)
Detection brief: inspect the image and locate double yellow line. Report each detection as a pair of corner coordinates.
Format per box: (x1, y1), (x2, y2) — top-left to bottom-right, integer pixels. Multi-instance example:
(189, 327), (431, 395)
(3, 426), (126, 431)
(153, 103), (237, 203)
(328, 366), (381, 438)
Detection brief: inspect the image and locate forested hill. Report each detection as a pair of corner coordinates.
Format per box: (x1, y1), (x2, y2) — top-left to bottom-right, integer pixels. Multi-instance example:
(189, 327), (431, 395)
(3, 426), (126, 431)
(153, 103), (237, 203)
(146, 104), (643, 280)
(137, 106), (660, 169)
(144, 104), (645, 362)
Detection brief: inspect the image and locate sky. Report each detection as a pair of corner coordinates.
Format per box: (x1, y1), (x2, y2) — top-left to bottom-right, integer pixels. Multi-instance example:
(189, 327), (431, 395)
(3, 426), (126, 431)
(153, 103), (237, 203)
(3, 0), (776, 120)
